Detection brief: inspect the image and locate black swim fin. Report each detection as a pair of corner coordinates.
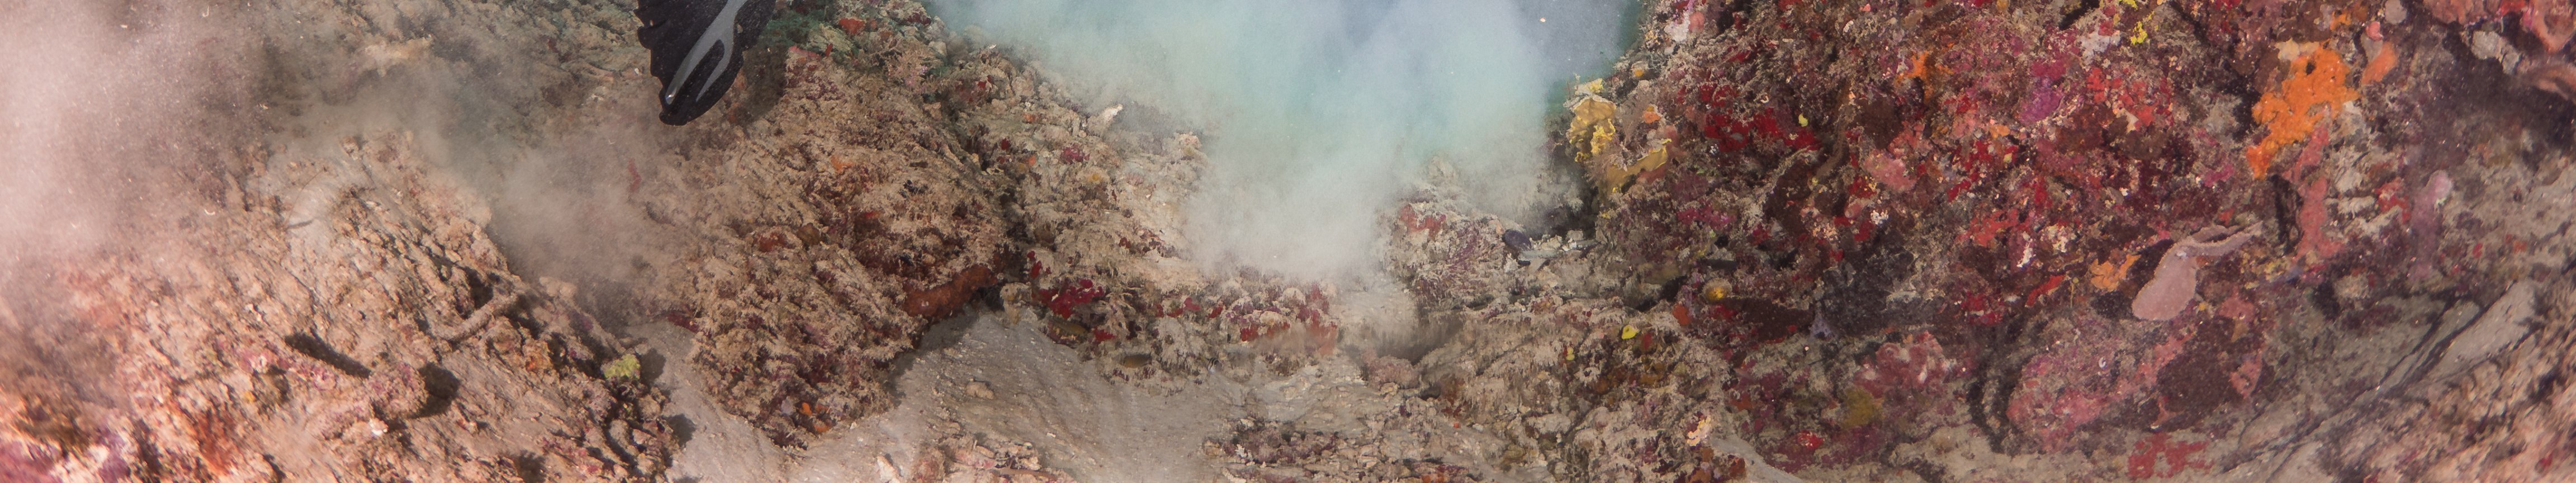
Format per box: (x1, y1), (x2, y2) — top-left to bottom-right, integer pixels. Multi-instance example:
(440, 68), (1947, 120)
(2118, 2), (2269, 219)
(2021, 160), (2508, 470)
(636, 0), (776, 125)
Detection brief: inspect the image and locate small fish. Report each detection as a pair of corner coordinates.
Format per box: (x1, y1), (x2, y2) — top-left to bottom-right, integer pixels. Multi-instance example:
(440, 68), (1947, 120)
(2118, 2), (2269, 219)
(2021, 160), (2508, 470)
(1501, 229), (1533, 253)
(636, 0), (776, 125)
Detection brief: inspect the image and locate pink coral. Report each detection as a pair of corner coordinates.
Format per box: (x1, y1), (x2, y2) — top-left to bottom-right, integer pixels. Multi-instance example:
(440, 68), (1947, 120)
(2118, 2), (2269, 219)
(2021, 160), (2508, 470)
(2408, 172), (2452, 280)
(1855, 332), (1964, 396)
(1858, 151), (1915, 193)
(2010, 316), (2162, 451)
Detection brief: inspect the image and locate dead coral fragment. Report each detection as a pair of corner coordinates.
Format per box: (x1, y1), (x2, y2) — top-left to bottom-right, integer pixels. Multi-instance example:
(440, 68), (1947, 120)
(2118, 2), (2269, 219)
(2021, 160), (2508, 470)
(2130, 224), (2263, 321)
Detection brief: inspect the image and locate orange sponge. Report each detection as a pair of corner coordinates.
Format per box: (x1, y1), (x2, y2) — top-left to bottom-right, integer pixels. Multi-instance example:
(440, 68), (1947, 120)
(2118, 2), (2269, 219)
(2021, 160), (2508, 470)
(2247, 48), (2358, 177)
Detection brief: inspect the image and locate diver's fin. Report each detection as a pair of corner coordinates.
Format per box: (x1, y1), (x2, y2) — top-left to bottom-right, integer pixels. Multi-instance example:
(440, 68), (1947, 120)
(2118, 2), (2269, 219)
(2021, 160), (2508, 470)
(636, 0), (775, 125)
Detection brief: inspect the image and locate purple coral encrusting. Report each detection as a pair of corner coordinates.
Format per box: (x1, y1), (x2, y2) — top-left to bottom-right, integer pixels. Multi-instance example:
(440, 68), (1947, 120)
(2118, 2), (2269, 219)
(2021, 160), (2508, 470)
(2130, 225), (2262, 321)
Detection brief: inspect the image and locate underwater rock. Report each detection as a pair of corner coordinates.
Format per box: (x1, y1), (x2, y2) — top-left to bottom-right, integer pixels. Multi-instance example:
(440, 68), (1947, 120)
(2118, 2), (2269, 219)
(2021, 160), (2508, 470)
(2427, 281), (2540, 381)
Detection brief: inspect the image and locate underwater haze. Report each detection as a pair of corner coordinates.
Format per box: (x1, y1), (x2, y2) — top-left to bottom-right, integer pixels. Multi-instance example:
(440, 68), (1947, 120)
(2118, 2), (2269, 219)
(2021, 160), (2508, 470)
(930, 0), (1635, 280)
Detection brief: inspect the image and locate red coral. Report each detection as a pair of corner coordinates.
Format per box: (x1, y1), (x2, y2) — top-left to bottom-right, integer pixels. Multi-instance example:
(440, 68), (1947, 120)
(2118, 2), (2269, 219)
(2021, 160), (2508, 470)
(2125, 433), (2211, 479)
(1035, 278), (1104, 318)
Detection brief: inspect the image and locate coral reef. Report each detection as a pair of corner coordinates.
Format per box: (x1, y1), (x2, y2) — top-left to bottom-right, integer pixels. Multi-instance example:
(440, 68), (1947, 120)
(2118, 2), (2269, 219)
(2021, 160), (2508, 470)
(1523, 0), (2576, 478)
(9, 0), (2574, 479)
(697, 0), (2576, 477)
